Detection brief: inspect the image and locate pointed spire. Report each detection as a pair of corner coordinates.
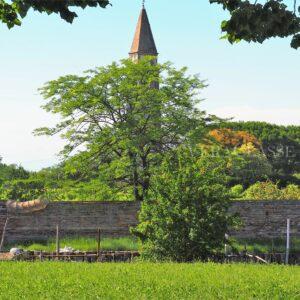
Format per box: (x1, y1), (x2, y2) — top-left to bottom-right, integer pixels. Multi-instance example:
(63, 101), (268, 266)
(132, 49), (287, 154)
(129, 6), (158, 60)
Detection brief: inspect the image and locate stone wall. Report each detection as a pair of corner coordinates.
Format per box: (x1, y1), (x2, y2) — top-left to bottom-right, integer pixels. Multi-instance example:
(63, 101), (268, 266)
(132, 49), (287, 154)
(0, 201), (140, 244)
(0, 200), (300, 244)
(229, 200), (300, 239)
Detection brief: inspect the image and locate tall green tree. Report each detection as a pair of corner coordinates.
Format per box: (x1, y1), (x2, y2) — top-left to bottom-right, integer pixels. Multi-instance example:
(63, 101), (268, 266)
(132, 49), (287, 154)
(35, 58), (213, 201)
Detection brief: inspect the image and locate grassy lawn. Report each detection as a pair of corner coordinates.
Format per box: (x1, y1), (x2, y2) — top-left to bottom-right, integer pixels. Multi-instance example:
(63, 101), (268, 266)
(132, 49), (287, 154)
(6, 237), (139, 252)
(0, 262), (299, 299)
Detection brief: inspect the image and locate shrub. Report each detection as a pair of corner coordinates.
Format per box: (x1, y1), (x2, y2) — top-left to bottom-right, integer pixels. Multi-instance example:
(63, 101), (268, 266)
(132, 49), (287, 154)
(243, 181), (282, 200)
(230, 184), (244, 198)
(282, 184), (300, 200)
(243, 181), (300, 200)
(132, 146), (237, 262)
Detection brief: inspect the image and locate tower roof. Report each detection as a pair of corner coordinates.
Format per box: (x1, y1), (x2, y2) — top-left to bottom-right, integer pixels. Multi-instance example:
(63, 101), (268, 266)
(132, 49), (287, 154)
(129, 7), (158, 56)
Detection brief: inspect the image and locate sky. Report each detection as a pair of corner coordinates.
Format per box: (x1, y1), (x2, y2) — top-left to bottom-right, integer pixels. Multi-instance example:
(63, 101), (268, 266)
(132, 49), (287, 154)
(0, 0), (299, 170)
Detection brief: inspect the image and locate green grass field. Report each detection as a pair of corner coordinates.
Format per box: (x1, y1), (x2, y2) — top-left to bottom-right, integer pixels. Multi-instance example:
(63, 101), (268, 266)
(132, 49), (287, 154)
(0, 262), (299, 299)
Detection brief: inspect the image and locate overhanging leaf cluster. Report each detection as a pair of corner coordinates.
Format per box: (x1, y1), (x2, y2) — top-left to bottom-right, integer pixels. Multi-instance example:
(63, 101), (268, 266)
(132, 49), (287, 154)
(211, 0), (300, 48)
(0, 0), (110, 28)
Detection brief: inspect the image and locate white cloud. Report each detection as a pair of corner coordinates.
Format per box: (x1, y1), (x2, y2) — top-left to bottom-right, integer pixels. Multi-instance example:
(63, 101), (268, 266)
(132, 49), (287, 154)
(210, 106), (300, 126)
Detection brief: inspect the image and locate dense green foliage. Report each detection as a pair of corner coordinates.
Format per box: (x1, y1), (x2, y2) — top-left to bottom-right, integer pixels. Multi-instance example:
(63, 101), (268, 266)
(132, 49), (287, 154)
(0, 178), (44, 201)
(222, 121), (300, 183)
(0, 157), (29, 184)
(230, 181), (300, 200)
(211, 0), (300, 49)
(132, 147), (236, 261)
(0, 262), (299, 299)
(1, 120), (299, 202)
(228, 144), (273, 186)
(35, 58), (212, 201)
(243, 181), (300, 200)
(0, 0), (109, 28)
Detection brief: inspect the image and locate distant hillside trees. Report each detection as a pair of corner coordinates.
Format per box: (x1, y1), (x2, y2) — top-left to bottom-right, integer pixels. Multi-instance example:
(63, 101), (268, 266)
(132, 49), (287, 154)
(219, 122), (300, 183)
(207, 128), (273, 187)
(228, 143), (273, 186)
(0, 157), (29, 184)
(209, 128), (261, 150)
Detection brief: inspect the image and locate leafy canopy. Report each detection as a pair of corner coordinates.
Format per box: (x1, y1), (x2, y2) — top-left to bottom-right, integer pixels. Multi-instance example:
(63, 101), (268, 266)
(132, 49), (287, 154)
(209, 128), (261, 150)
(0, 157), (29, 185)
(228, 143), (273, 186)
(220, 121), (300, 179)
(35, 57), (213, 201)
(1, 1), (299, 49)
(0, 0), (109, 28)
(211, 0), (300, 49)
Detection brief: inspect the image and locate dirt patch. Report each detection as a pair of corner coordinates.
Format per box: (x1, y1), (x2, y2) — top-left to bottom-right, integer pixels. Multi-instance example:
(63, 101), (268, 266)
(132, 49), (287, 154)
(0, 253), (14, 261)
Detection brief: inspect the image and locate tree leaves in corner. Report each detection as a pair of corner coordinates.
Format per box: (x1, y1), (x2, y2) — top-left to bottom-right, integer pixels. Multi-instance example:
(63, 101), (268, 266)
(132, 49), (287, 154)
(210, 0), (300, 49)
(0, 0), (110, 28)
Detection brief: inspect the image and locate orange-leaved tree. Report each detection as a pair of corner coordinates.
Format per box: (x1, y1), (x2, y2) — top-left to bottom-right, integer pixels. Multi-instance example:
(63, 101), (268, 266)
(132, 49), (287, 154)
(208, 128), (261, 150)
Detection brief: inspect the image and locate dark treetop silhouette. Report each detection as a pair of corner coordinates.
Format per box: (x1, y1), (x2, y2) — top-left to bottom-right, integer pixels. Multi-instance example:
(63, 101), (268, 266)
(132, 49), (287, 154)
(1, 1), (299, 49)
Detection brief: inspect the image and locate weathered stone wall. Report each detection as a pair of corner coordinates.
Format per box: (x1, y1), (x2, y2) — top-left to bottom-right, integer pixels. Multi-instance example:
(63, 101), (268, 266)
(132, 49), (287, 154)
(0, 200), (299, 244)
(229, 200), (300, 239)
(0, 201), (141, 244)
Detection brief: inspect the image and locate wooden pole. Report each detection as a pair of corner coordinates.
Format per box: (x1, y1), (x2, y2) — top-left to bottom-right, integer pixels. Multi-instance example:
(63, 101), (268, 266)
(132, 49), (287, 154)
(56, 224), (60, 258)
(0, 216), (9, 252)
(285, 218), (290, 265)
(97, 228), (101, 260)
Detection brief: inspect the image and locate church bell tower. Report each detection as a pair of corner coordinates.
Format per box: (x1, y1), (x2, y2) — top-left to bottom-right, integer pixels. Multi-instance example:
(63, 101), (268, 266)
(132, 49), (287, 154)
(129, 3), (158, 63)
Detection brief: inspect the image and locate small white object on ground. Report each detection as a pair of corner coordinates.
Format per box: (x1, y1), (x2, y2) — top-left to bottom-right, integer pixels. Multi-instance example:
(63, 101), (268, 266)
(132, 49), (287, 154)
(9, 248), (23, 256)
(60, 246), (74, 253)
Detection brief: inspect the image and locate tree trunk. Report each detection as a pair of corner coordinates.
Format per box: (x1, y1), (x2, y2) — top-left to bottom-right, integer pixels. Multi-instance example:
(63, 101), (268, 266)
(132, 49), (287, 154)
(141, 155), (150, 200)
(129, 152), (143, 202)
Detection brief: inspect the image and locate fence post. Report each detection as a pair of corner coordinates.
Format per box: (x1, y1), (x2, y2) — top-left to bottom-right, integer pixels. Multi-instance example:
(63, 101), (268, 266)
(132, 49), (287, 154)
(0, 216), (9, 252)
(285, 218), (290, 265)
(56, 224), (60, 258)
(97, 228), (101, 260)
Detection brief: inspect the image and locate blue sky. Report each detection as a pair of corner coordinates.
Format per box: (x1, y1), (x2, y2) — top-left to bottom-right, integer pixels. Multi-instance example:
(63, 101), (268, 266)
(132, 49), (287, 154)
(0, 0), (299, 170)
